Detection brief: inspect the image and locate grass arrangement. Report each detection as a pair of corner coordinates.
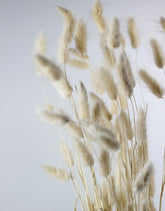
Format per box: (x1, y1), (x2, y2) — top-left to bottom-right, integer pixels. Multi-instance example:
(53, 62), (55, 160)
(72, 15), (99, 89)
(33, 1), (165, 210)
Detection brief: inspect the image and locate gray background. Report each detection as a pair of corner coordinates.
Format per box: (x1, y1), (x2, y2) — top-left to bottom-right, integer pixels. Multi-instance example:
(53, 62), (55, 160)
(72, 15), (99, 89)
(1, 0), (165, 210)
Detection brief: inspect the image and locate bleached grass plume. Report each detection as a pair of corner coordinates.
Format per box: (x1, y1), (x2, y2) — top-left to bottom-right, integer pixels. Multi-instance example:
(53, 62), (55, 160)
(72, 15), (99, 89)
(91, 100), (101, 122)
(36, 108), (70, 125)
(99, 149), (110, 177)
(56, 6), (75, 44)
(90, 70), (105, 94)
(160, 17), (165, 31)
(122, 50), (136, 89)
(75, 139), (94, 167)
(127, 18), (140, 49)
(58, 42), (69, 64)
(75, 19), (87, 55)
(43, 165), (70, 181)
(134, 161), (153, 193)
(80, 120), (116, 142)
(65, 120), (83, 138)
(54, 76), (73, 98)
(118, 53), (133, 97)
(139, 69), (164, 98)
(97, 134), (120, 152)
(100, 66), (117, 100)
(136, 108), (147, 144)
(77, 81), (90, 119)
(90, 92), (112, 121)
(109, 17), (120, 49)
(92, 0), (106, 33)
(35, 54), (62, 81)
(150, 39), (165, 69)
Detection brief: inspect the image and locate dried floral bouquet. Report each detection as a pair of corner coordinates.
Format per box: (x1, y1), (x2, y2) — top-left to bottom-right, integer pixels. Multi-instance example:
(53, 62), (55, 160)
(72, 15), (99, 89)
(33, 1), (165, 210)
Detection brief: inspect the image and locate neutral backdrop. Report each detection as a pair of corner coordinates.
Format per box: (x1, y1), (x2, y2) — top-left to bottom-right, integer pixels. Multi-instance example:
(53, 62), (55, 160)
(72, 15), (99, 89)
(1, 0), (165, 210)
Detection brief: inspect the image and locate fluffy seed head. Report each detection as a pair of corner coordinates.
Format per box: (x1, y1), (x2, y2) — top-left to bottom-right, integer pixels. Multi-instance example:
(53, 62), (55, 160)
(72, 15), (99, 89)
(160, 17), (165, 31)
(134, 161), (154, 193)
(136, 108), (147, 143)
(118, 53), (133, 97)
(54, 76), (73, 98)
(90, 92), (112, 121)
(127, 18), (140, 49)
(99, 149), (110, 177)
(77, 81), (90, 119)
(139, 69), (164, 98)
(109, 17), (120, 49)
(65, 120), (83, 138)
(56, 6), (76, 44)
(150, 39), (165, 69)
(91, 70), (105, 94)
(36, 108), (70, 125)
(35, 54), (62, 81)
(43, 165), (70, 181)
(74, 19), (87, 55)
(58, 42), (69, 64)
(91, 100), (101, 122)
(92, 0), (107, 33)
(100, 66), (117, 100)
(75, 140), (94, 166)
(97, 134), (120, 152)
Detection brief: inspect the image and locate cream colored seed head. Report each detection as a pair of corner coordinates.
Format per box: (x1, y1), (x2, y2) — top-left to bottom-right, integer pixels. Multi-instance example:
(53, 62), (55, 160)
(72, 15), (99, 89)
(92, 0), (107, 33)
(56, 6), (76, 44)
(54, 76), (73, 98)
(136, 108), (147, 143)
(97, 134), (120, 152)
(77, 81), (90, 119)
(75, 19), (87, 55)
(99, 149), (110, 177)
(90, 70), (105, 94)
(122, 50), (136, 89)
(127, 17), (140, 49)
(139, 69), (164, 98)
(91, 100), (101, 122)
(42, 165), (70, 181)
(90, 92), (112, 121)
(36, 109), (70, 125)
(118, 53), (133, 97)
(134, 161), (154, 193)
(160, 17), (165, 31)
(65, 120), (83, 138)
(75, 140), (94, 167)
(58, 42), (69, 64)
(109, 17), (120, 49)
(35, 54), (62, 81)
(150, 39), (165, 69)
(100, 66), (117, 100)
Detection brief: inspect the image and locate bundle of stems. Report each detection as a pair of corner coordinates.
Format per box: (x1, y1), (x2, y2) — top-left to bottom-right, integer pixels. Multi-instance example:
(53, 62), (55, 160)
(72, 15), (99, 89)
(33, 1), (165, 210)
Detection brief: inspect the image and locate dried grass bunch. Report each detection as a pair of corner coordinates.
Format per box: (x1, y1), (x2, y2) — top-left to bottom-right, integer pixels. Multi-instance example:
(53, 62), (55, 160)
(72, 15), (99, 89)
(33, 1), (165, 210)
